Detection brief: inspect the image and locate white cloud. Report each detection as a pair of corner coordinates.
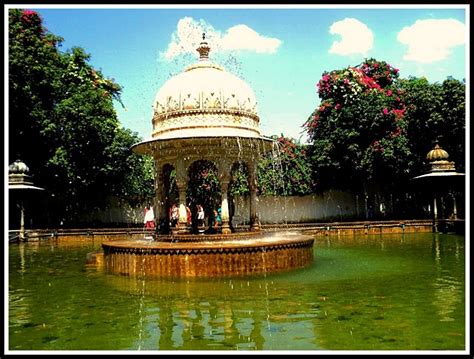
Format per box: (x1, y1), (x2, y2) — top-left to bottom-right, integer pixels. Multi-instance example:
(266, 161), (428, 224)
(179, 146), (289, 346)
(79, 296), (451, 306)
(329, 18), (373, 56)
(397, 19), (465, 63)
(162, 17), (281, 60)
(162, 17), (216, 60)
(221, 24), (281, 53)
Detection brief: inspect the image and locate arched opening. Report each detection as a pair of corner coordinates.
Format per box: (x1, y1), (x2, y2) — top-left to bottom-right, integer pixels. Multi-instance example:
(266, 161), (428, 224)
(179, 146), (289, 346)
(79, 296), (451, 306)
(187, 160), (221, 233)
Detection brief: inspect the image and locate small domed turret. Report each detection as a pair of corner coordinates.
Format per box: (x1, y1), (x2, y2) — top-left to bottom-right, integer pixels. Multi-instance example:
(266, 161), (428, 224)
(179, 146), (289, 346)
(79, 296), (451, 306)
(8, 159), (44, 189)
(426, 143), (450, 162)
(9, 159), (30, 174)
(426, 143), (455, 172)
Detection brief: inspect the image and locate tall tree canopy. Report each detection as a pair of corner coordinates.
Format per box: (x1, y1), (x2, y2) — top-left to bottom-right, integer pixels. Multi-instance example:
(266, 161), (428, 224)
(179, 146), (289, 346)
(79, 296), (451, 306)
(9, 9), (154, 226)
(399, 76), (465, 174)
(304, 58), (465, 194)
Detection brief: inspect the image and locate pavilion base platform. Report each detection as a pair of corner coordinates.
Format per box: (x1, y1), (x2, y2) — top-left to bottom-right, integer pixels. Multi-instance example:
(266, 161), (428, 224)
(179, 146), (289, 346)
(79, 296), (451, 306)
(101, 231), (314, 278)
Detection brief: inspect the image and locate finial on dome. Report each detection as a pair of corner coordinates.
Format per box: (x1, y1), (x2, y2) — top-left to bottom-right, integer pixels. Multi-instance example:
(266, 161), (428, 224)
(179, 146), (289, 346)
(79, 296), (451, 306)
(197, 32), (210, 60)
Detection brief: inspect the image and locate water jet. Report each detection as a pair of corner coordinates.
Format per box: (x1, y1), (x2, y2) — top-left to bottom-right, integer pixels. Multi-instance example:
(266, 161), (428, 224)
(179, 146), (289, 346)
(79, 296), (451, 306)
(102, 34), (314, 277)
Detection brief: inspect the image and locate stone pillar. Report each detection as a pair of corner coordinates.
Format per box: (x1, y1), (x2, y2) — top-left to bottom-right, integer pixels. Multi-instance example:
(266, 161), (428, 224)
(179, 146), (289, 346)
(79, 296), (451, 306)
(154, 164), (167, 233)
(175, 159), (190, 234)
(452, 194), (458, 219)
(364, 192), (369, 220)
(248, 161), (260, 231)
(220, 180), (231, 234)
(19, 200), (25, 241)
(176, 182), (189, 233)
(217, 161), (232, 234)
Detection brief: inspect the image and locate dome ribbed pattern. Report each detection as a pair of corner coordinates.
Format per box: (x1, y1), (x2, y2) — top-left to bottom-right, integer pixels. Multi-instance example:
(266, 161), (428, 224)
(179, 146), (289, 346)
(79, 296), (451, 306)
(9, 159), (30, 174)
(151, 40), (260, 140)
(426, 143), (450, 161)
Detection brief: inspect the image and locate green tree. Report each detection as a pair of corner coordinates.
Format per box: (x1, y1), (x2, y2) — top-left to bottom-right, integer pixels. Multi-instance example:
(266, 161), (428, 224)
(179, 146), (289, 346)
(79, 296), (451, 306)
(105, 128), (155, 207)
(305, 58), (412, 193)
(258, 135), (313, 196)
(227, 136), (313, 197)
(9, 9), (154, 226)
(9, 9), (63, 176)
(305, 59), (465, 219)
(400, 77), (465, 174)
(229, 162), (249, 197)
(439, 78), (465, 172)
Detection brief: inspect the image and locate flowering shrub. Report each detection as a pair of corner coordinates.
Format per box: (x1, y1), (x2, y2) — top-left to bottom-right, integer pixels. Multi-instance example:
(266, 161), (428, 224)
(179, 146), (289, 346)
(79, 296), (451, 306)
(316, 58), (399, 105)
(20, 9), (41, 27)
(307, 58), (405, 137)
(359, 58), (399, 88)
(317, 67), (367, 104)
(305, 58), (411, 191)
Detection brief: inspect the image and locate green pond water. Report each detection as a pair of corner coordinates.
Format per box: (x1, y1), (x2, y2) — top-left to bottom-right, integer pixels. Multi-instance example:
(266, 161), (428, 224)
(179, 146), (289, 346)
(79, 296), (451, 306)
(8, 232), (466, 351)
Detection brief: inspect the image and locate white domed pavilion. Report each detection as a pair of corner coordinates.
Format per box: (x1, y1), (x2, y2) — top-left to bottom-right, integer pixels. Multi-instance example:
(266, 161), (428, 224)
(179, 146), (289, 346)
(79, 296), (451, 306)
(132, 34), (274, 234)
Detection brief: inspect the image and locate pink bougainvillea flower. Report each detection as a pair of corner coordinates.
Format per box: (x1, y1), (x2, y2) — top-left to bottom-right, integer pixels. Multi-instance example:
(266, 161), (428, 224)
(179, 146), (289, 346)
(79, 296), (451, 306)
(22, 10), (37, 16)
(392, 109), (405, 119)
(383, 108), (389, 115)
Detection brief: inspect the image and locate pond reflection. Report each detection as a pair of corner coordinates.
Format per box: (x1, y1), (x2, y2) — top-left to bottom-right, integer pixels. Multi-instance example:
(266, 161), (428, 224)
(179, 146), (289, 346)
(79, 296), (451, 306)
(431, 237), (464, 323)
(8, 232), (465, 351)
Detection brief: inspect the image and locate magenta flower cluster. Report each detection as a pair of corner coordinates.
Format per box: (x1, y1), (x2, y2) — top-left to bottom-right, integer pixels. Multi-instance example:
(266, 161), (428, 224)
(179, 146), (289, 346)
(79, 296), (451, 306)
(306, 59), (407, 149)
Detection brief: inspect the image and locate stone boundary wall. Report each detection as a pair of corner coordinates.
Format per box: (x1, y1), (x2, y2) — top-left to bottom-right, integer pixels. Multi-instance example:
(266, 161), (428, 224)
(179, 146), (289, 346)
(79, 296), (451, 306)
(271, 220), (434, 236)
(233, 190), (358, 225)
(71, 191), (361, 226)
(10, 219), (435, 243)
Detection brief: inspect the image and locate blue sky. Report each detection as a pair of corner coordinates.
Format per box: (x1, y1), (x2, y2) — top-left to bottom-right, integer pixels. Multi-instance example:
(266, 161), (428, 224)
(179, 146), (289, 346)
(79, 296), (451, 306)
(12, 5), (468, 143)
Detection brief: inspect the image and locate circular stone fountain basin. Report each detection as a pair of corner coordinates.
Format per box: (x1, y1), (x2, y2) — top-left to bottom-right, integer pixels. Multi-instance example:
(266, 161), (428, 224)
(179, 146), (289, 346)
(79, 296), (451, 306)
(101, 231), (314, 277)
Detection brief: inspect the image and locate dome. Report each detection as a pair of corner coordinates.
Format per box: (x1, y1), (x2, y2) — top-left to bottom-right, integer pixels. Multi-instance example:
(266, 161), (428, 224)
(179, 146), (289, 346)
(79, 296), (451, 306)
(426, 143), (456, 172)
(9, 159), (44, 190)
(426, 143), (449, 161)
(151, 36), (260, 139)
(9, 159), (30, 174)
